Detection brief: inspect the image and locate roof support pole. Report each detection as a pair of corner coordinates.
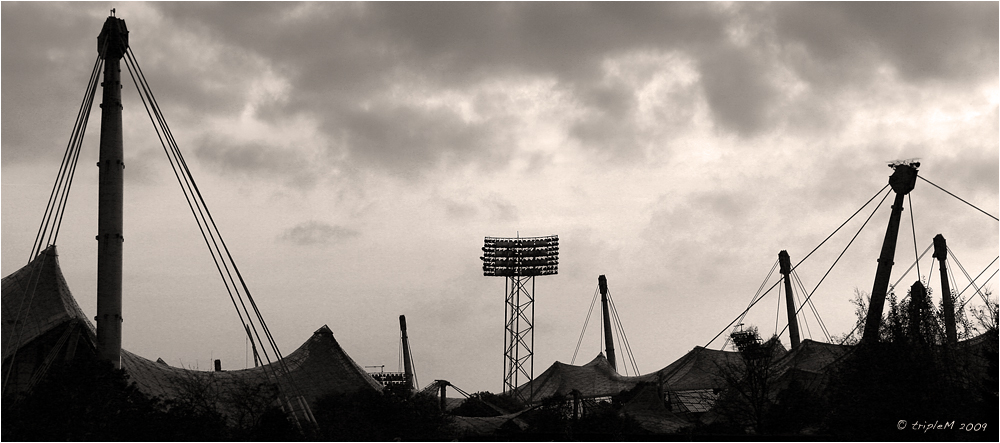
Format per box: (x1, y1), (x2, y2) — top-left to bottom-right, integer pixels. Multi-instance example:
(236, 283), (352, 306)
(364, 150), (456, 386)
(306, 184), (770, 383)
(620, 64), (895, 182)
(598, 275), (616, 372)
(862, 163), (919, 343)
(778, 251), (800, 350)
(933, 234), (958, 346)
(399, 315), (414, 391)
(95, 15), (128, 369)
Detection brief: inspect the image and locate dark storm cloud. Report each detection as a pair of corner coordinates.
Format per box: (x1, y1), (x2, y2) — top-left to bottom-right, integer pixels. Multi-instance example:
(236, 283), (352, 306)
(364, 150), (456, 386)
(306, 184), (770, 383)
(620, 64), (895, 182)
(772, 2), (999, 86)
(193, 137), (321, 189)
(698, 44), (779, 136)
(6, 3), (995, 179)
(280, 220), (359, 246)
(568, 81), (651, 159)
(333, 103), (510, 179)
(145, 2), (732, 176)
(1, 3), (103, 164)
(923, 140), (1000, 201)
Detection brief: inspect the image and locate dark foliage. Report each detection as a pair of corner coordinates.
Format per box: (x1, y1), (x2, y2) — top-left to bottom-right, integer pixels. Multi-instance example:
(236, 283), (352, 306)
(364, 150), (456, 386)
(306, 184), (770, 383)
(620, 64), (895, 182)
(764, 379), (826, 435)
(570, 401), (647, 438)
(0, 356), (306, 441)
(450, 390), (523, 417)
(516, 391), (648, 440)
(1, 357), (230, 441)
(709, 328), (782, 435)
(824, 285), (998, 440)
(312, 388), (451, 441)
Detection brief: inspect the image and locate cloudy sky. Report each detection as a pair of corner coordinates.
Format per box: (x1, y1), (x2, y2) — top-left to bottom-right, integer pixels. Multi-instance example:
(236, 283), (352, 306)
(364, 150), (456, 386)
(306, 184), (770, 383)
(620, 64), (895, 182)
(2, 2), (998, 393)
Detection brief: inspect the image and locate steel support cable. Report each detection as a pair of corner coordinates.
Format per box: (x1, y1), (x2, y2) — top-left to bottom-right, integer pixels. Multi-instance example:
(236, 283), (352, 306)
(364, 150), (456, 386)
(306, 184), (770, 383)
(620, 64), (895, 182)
(794, 289), (813, 339)
(908, 194), (921, 280)
(838, 322), (862, 346)
(953, 256), (996, 308)
(945, 255), (971, 316)
(777, 187), (892, 340)
(790, 184), (892, 275)
(125, 51), (316, 428)
(400, 332), (419, 390)
(617, 303), (640, 376)
(448, 381), (472, 398)
(123, 52), (238, 318)
(957, 269), (998, 314)
(948, 249), (996, 307)
(612, 302), (639, 376)
(715, 269), (783, 349)
(773, 282), (783, 337)
(124, 49), (278, 370)
(30, 51), (101, 258)
(947, 258), (961, 307)
(412, 360), (419, 392)
(891, 243), (933, 300)
(608, 292), (639, 375)
(829, 243), (930, 345)
(37, 68), (99, 258)
(607, 292), (622, 371)
(398, 328), (420, 390)
(571, 287), (600, 365)
(790, 271), (818, 340)
(49, 100), (92, 250)
(30, 51), (105, 260)
(942, 256), (964, 324)
(605, 290), (633, 374)
(918, 175), (999, 222)
(124, 52), (308, 407)
(122, 52), (274, 370)
(610, 303), (626, 374)
(9, 51), (105, 397)
(48, 50), (102, 253)
(121, 52), (266, 365)
(792, 270), (832, 342)
(709, 185), (891, 349)
(725, 259), (779, 350)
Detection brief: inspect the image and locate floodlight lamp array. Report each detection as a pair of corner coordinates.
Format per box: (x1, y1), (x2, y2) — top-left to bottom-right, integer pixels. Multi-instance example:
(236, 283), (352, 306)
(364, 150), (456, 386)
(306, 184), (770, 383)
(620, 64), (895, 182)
(481, 235), (559, 277)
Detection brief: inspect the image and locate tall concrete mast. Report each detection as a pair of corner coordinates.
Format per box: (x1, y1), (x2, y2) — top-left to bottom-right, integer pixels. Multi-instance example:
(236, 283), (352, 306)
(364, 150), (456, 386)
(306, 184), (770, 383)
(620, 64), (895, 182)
(933, 234), (958, 345)
(598, 275), (616, 371)
(95, 14), (128, 369)
(778, 251), (801, 350)
(862, 162), (919, 343)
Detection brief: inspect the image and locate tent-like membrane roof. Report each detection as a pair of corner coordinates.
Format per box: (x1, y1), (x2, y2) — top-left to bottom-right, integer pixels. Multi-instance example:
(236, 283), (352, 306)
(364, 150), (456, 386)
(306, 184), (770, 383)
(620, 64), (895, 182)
(2, 246), (381, 411)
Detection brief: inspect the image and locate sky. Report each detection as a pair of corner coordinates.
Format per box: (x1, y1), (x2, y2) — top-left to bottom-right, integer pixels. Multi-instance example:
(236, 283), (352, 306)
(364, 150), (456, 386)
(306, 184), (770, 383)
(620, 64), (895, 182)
(2, 2), (998, 394)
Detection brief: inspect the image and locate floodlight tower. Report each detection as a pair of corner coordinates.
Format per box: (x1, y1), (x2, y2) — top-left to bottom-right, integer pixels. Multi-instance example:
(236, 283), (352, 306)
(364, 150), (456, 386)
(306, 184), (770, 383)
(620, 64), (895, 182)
(481, 235), (559, 400)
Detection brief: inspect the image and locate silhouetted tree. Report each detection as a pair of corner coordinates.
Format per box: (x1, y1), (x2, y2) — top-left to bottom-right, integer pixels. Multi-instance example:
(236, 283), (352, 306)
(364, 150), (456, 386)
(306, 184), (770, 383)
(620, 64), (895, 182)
(450, 390), (522, 417)
(312, 388), (450, 441)
(825, 282), (998, 439)
(2, 358), (158, 441)
(711, 327), (782, 435)
(763, 379), (826, 435)
(1, 357), (232, 441)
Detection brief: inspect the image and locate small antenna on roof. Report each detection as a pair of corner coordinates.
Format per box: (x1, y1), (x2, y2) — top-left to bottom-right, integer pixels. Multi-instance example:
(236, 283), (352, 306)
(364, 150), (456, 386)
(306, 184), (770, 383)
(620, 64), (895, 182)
(111, 8), (116, 17)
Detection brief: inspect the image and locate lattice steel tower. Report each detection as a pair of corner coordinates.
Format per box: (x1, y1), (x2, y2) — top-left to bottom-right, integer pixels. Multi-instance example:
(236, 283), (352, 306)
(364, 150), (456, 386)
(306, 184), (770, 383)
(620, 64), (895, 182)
(481, 235), (559, 399)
